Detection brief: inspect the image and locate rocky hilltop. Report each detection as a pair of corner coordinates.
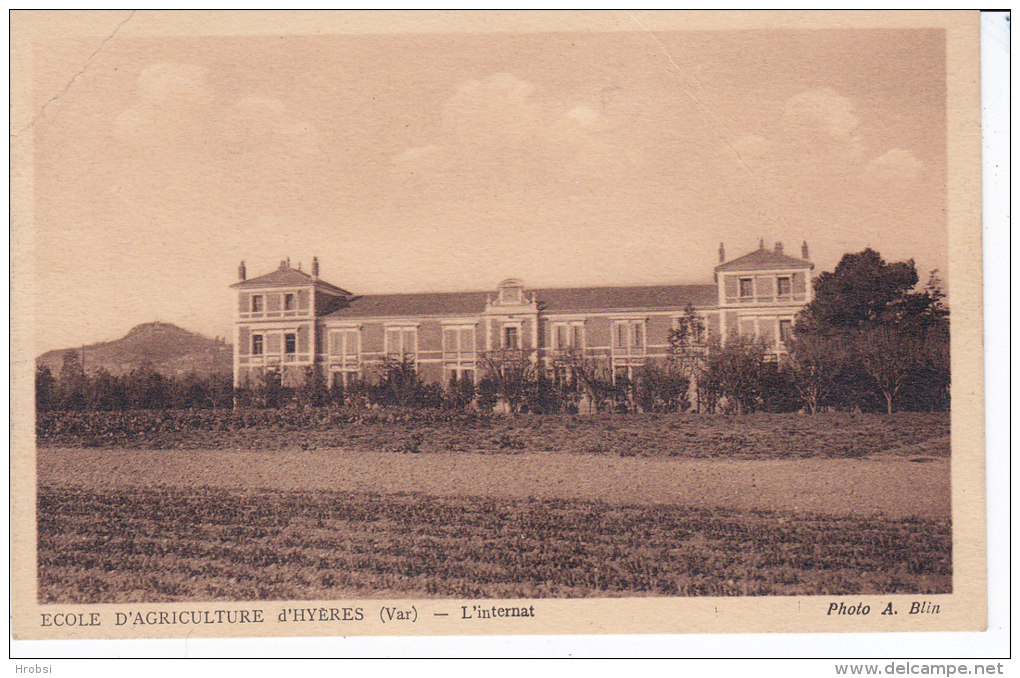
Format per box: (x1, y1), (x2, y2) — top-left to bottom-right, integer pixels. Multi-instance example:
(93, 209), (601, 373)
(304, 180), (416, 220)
(37, 322), (232, 377)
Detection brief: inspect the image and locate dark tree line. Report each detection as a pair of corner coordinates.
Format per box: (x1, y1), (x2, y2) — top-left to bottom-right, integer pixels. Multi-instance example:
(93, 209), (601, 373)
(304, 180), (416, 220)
(35, 355), (234, 412)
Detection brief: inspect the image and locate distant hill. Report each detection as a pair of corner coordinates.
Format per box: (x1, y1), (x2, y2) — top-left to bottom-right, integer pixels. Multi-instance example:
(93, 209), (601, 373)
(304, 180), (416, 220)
(37, 322), (232, 377)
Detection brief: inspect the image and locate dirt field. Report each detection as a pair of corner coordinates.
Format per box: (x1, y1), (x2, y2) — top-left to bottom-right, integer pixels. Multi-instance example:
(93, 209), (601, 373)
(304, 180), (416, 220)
(36, 412), (953, 602)
(38, 447), (949, 519)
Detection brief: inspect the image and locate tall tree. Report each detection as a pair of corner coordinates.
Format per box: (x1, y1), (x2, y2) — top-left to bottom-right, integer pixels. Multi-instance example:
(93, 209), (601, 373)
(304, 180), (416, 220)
(667, 303), (708, 410)
(701, 334), (769, 414)
(479, 349), (537, 414)
(86, 368), (126, 411)
(633, 360), (689, 413)
(794, 251), (949, 413)
(373, 355), (425, 408)
(562, 351), (616, 414)
(297, 365), (329, 408)
(796, 248), (920, 333)
(35, 365), (57, 412)
(125, 360), (171, 409)
(57, 350), (86, 410)
(784, 332), (846, 414)
(856, 325), (924, 414)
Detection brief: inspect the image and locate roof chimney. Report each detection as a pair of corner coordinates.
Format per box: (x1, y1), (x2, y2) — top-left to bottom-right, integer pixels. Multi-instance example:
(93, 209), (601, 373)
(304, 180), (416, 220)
(312, 256), (319, 279)
(759, 238), (765, 250)
(775, 241), (784, 255)
(718, 242), (726, 263)
(238, 260), (246, 282)
(297, 261), (302, 272)
(801, 240), (809, 259)
(279, 259), (287, 270)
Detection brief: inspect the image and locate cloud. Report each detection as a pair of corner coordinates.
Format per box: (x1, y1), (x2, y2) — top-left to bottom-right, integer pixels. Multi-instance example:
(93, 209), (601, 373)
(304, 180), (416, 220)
(783, 88), (859, 138)
(392, 73), (636, 193)
(114, 63), (213, 144)
(782, 88), (864, 163)
(218, 97), (317, 155)
(439, 73), (541, 148)
(863, 148), (923, 182)
(114, 62), (316, 156)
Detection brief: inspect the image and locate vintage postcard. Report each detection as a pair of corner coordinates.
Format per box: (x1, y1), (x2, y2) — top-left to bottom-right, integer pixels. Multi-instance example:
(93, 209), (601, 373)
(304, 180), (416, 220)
(11, 10), (984, 641)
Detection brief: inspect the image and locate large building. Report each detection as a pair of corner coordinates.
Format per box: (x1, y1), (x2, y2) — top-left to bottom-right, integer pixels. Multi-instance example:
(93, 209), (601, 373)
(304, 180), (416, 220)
(231, 241), (814, 390)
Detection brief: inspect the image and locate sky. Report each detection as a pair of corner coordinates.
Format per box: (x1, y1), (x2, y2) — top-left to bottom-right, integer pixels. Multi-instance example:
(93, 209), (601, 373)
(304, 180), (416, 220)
(27, 23), (947, 353)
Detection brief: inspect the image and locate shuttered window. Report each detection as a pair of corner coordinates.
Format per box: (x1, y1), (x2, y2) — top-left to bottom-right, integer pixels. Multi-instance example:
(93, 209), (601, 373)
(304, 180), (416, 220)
(386, 328), (418, 356)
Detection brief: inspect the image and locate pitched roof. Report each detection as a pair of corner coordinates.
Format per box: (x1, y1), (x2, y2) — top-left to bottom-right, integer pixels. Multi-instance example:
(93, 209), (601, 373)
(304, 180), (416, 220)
(324, 291), (490, 319)
(231, 267), (351, 295)
(534, 284), (717, 313)
(715, 247), (813, 272)
(322, 284), (717, 320)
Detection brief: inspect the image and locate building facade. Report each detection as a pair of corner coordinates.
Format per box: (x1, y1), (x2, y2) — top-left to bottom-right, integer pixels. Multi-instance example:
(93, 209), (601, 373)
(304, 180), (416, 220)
(231, 242), (814, 390)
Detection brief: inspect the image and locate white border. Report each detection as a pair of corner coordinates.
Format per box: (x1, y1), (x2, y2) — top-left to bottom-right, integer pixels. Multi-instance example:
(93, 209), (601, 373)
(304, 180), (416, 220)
(6, 10), (1010, 669)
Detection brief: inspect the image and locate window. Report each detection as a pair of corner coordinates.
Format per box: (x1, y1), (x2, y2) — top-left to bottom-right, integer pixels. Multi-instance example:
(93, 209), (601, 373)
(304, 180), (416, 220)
(343, 330), (359, 356)
(448, 367), (475, 385)
(554, 365), (578, 391)
(330, 329), (360, 358)
(738, 278), (754, 299)
(503, 326), (519, 350)
(251, 295), (263, 312)
(386, 328), (417, 357)
(284, 333), (297, 354)
(779, 319), (794, 344)
(572, 324), (583, 348)
(555, 325), (568, 349)
(283, 293), (294, 310)
(444, 327), (476, 355)
(612, 320), (645, 353)
(444, 326), (476, 381)
(332, 369), (359, 389)
(251, 334), (264, 355)
(553, 322), (584, 350)
(777, 277), (792, 298)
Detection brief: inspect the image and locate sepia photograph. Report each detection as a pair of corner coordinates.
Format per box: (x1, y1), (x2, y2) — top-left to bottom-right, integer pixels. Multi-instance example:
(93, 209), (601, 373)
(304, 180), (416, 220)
(10, 10), (986, 640)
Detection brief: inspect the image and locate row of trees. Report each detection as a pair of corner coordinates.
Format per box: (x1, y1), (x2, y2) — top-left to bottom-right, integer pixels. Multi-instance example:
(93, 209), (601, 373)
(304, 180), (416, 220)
(36, 249), (949, 415)
(35, 356), (234, 412)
